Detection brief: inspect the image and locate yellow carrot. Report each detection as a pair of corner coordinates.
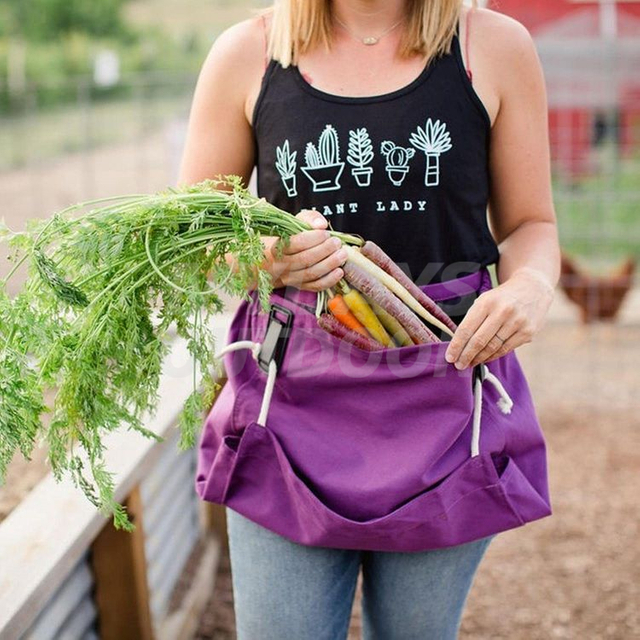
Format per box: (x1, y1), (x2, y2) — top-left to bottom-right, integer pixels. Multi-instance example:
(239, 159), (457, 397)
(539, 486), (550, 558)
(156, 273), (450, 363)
(342, 286), (394, 347)
(364, 294), (414, 347)
(343, 260), (439, 344)
(328, 293), (370, 337)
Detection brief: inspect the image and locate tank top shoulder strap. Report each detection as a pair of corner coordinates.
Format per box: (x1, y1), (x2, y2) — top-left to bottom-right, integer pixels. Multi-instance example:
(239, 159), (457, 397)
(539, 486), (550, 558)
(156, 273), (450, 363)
(251, 57), (280, 128)
(461, 8), (474, 82)
(450, 12), (488, 127)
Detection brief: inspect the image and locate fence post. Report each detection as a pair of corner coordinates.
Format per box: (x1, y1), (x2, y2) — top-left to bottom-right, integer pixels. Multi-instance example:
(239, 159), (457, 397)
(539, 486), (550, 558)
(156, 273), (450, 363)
(90, 486), (155, 640)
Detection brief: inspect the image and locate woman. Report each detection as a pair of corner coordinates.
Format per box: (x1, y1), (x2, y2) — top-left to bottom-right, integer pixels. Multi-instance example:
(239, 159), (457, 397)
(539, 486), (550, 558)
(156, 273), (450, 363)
(181, 0), (560, 637)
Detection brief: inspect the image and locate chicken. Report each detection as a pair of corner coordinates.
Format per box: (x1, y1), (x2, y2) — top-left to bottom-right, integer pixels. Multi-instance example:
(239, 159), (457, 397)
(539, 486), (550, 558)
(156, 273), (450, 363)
(559, 252), (635, 323)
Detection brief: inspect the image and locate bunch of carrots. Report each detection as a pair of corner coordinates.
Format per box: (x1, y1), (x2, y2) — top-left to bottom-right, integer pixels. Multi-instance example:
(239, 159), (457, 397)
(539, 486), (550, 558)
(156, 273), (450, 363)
(318, 241), (458, 351)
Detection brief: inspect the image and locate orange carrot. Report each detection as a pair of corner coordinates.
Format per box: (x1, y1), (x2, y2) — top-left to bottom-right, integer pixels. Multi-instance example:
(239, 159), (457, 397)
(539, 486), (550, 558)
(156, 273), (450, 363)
(328, 294), (369, 337)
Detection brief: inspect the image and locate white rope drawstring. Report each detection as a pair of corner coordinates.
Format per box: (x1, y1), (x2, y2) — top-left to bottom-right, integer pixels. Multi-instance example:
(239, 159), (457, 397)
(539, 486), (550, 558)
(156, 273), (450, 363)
(470, 363), (514, 457)
(216, 340), (262, 361)
(484, 368), (514, 414)
(257, 359), (278, 427)
(471, 373), (483, 458)
(214, 340), (277, 428)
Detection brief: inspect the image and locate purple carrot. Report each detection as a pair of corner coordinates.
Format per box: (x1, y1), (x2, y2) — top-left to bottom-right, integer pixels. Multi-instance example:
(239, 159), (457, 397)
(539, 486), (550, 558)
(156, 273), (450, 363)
(318, 313), (384, 352)
(342, 261), (440, 344)
(360, 241), (458, 334)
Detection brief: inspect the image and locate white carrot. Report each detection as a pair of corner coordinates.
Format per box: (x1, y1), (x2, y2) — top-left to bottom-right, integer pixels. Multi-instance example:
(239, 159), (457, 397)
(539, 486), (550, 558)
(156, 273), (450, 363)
(343, 245), (455, 337)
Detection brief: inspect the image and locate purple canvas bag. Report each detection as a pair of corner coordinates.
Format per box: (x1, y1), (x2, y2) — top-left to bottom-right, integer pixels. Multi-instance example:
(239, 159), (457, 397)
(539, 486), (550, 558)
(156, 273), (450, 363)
(195, 268), (551, 552)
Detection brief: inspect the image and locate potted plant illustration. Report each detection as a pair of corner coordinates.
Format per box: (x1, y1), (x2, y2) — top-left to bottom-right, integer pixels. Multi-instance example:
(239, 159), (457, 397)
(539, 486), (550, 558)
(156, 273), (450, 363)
(347, 127), (374, 187)
(380, 141), (415, 186)
(301, 125), (345, 192)
(409, 118), (452, 186)
(275, 140), (298, 197)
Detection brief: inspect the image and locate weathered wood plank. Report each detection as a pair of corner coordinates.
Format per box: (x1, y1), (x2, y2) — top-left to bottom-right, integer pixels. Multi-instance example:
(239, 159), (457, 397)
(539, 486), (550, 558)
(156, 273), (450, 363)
(91, 486), (154, 640)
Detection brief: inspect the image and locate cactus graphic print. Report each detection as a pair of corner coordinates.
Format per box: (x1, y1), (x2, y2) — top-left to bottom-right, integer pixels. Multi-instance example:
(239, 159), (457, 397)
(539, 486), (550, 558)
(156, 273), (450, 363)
(276, 119), (454, 193)
(347, 128), (374, 187)
(275, 140), (298, 197)
(409, 119), (453, 187)
(380, 141), (415, 186)
(301, 125), (345, 192)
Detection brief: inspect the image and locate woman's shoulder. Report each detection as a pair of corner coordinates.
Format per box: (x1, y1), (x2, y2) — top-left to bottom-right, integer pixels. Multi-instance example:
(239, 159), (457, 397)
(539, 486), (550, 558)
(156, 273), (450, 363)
(195, 15), (270, 122)
(463, 6), (543, 110)
(203, 15), (268, 76)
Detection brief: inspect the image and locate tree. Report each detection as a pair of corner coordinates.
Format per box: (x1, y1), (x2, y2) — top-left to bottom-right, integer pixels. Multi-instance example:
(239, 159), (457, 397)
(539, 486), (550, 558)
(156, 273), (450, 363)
(0, 0), (131, 41)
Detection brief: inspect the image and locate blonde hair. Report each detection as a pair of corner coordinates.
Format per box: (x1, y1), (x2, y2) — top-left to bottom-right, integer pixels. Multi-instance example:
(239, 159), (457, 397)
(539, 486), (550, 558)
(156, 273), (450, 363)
(266, 0), (474, 68)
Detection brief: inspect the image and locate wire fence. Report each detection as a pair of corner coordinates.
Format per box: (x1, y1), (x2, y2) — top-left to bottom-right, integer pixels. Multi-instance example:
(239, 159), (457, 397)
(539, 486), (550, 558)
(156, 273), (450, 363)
(0, 72), (195, 293)
(540, 38), (640, 270)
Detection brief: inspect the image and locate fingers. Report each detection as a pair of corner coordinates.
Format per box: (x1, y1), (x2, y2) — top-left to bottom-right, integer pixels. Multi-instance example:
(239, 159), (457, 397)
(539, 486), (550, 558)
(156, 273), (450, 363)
(272, 233), (347, 291)
(300, 268), (345, 292)
(279, 229), (331, 256)
(444, 296), (489, 368)
(285, 235), (343, 267)
(288, 244), (347, 283)
(295, 208), (328, 229)
(468, 321), (519, 368)
(445, 286), (537, 368)
(454, 313), (510, 370)
(485, 331), (521, 364)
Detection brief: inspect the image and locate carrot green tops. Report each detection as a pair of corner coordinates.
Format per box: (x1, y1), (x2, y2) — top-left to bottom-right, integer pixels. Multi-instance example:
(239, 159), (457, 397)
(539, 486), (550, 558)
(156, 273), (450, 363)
(253, 23), (500, 285)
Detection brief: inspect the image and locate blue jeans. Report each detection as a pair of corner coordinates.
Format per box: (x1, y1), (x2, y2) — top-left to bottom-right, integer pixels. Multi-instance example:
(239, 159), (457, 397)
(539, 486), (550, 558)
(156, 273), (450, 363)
(226, 507), (493, 639)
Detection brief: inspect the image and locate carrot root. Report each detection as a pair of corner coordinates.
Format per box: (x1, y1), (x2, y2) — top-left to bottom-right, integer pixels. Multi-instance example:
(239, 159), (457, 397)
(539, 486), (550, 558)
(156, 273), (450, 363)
(317, 313), (384, 352)
(328, 294), (369, 337)
(354, 242), (456, 336)
(342, 261), (439, 344)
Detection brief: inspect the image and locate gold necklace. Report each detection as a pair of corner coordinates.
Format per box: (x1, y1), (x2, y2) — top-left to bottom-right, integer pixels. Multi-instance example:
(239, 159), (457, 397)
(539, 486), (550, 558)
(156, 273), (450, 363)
(333, 15), (404, 46)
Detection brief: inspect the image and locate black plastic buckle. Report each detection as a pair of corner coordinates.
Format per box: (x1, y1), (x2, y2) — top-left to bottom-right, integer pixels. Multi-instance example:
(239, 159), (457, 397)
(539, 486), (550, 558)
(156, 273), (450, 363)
(257, 303), (294, 373)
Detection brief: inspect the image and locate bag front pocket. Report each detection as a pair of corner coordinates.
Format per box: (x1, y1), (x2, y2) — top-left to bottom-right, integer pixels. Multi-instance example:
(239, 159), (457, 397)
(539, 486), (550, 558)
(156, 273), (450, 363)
(198, 433), (240, 503)
(223, 422), (526, 552)
(251, 290), (462, 382)
(227, 300), (487, 524)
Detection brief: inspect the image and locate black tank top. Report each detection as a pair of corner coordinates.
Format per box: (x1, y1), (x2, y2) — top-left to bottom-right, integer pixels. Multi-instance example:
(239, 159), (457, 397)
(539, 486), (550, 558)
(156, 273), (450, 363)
(252, 24), (499, 285)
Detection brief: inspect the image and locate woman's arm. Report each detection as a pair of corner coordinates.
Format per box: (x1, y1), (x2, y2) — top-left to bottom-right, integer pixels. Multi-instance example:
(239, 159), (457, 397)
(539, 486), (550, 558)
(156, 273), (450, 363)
(178, 18), (345, 291)
(445, 12), (560, 370)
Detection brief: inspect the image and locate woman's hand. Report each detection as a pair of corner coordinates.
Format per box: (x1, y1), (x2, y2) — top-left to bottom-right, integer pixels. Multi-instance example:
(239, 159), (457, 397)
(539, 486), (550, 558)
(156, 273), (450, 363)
(444, 268), (555, 370)
(264, 210), (347, 292)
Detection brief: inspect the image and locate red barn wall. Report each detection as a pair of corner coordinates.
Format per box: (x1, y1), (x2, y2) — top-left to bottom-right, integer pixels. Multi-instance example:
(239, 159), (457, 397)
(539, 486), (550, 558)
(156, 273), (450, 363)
(487, 0), (640, 177)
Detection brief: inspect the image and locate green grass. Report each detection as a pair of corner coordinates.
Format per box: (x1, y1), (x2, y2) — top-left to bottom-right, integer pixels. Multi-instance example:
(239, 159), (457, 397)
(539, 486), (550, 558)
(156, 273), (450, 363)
(0, 1), (263, 171)
(553, 147), (640, 264)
